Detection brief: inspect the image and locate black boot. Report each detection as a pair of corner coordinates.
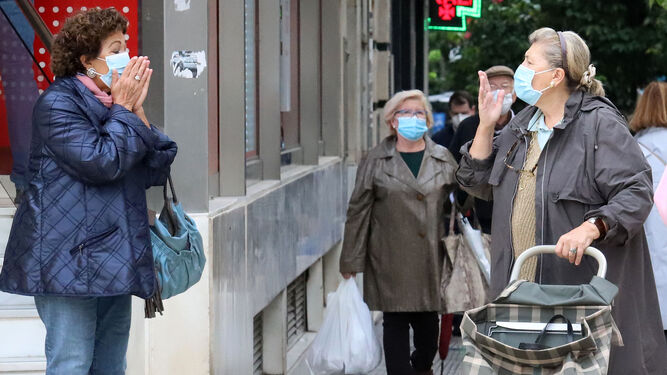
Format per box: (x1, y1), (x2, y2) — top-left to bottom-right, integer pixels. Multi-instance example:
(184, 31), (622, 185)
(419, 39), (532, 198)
(410, 351), (433, 375)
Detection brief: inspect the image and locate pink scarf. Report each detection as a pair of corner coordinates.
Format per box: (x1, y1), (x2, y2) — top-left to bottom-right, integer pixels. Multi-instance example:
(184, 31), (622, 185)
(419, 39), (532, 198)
(76, 74), (113, 108)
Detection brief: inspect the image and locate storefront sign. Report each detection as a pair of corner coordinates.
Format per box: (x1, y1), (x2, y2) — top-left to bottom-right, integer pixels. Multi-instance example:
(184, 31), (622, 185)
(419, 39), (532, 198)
(428, 0), (482, 32)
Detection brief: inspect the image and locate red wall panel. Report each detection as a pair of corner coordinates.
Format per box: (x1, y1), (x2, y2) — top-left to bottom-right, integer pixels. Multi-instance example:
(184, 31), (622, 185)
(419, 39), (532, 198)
(0, 2), (140, 175)
(32, 1), (140, 92)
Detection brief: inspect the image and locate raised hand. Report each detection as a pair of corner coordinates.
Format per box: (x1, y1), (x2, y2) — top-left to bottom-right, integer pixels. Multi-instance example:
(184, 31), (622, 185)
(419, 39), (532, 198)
(477, 70), (505, 128)
(469, 71), (504, 160)
(111, 56), (150, 111)
(133, 68), (153, 111)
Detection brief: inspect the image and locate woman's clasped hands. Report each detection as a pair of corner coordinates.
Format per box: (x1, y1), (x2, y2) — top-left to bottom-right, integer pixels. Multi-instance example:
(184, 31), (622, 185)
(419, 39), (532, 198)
(111, 56), (153, 126)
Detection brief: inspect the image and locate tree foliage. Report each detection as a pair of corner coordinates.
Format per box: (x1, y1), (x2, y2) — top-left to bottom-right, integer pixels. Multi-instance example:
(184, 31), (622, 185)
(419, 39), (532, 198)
(428, 0), (667, 113)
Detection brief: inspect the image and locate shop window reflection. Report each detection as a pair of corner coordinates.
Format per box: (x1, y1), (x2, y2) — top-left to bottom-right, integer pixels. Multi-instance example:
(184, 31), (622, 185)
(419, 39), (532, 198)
(0, 1), (45, 206)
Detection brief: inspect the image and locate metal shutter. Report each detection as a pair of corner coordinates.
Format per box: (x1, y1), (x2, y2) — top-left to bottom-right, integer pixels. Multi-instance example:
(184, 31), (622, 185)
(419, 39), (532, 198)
(253, 312), (263, 375)
(286, 272), (307, 349)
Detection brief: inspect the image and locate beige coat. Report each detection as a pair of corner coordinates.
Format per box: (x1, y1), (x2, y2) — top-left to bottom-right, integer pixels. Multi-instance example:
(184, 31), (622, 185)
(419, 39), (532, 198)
(340, 136), (458, 312)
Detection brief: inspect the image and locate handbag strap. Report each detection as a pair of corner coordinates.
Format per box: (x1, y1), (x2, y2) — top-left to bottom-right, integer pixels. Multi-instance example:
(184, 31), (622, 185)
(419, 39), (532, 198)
(449, 200), (456, 234)
(163, 175), (179, 203)
(518, 314), (574, 350)
(160, 175), (179, 236)
(638, 142), (667, 166)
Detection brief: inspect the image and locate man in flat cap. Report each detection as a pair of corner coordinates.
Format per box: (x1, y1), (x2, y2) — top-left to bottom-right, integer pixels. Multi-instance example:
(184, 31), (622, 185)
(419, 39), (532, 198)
(448, 65), (517, 165)
(443, 65), (519, 339)
(449, 64), (518, 234)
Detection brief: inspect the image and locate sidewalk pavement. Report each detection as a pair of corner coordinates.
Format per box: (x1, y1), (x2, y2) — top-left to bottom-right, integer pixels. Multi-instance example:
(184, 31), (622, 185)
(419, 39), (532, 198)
(290, 314), (466, 375)
(368, 316), (465, 375)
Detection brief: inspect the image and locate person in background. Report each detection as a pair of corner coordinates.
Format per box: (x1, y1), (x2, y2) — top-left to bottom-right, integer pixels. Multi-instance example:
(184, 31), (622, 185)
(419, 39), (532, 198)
(448, 65), (517, 235)
(0, 8), (177, 374)
(448, 66), (517, 163)
(631, 81), (667, 343)
(431, 90), (475, 149)
(457, 27), (667, 373)
(448, 90), (477, 130)
(340, 89), (458, 375)
(439, 66), (519, 340)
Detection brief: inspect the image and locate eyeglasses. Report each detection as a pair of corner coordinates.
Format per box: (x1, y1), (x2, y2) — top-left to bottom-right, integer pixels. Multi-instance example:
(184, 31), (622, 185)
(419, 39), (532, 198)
(394, 109), (427, 119)
(503, 139), (538, 176)
(490, 83), (513, 92)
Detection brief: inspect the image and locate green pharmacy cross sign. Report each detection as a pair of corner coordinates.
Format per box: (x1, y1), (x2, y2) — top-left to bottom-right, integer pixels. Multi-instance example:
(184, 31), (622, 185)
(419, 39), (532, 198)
(428, 0), (482, 32)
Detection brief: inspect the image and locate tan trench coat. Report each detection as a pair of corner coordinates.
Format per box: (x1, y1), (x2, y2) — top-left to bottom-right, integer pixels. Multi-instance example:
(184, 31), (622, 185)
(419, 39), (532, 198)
(340, 136), (458, 312)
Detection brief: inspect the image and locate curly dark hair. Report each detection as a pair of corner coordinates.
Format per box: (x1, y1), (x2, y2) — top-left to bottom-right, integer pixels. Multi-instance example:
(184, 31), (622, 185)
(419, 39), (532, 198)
(51, 8), (128, 77)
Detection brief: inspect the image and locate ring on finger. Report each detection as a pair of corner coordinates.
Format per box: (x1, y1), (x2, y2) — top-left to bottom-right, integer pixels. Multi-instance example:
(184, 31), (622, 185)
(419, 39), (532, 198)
(134, 75), (141, 81)
(569, 248), (577, 256)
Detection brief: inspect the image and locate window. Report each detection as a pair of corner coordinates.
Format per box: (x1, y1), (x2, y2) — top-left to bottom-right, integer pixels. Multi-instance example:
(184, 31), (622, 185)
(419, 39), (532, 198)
(208, 0), (220, 178)
(0, 1), (52, 207)
(279, 0), (300, 166)
(0, 1), (141, 205)
(245, 0), (258, 159)
(245, 0), (315, 182)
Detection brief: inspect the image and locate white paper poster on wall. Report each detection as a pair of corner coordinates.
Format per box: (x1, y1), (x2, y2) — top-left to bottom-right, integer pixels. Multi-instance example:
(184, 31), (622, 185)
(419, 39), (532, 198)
(170, 50), (206, 79)
(174, 0), (191, 12)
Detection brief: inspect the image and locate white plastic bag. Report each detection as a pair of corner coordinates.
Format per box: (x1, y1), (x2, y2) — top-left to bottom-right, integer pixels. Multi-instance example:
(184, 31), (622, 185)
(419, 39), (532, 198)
(457, 213), (491, 284)
(306, 279), (382, 375)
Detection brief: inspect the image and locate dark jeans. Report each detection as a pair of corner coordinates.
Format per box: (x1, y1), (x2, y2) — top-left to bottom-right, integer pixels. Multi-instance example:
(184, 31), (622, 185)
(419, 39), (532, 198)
(452, 313), (463, 336)
(383, 311), (439, 375)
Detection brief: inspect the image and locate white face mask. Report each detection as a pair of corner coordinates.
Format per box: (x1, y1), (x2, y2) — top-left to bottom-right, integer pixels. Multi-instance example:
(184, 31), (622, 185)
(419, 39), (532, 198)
(451, 113), (471, 131)
(493, 90), (514, 115)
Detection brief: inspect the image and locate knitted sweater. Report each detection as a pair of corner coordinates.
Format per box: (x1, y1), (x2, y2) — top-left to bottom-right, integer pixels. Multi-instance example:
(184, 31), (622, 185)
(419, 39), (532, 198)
(511, 131), (541, 281)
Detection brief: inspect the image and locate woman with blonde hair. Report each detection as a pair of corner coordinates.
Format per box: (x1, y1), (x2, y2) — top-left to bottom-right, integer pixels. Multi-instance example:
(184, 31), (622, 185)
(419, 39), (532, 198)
(632, 81), (667, 343)
(340, 89), (457, 374)
(457, 27), (667, 373)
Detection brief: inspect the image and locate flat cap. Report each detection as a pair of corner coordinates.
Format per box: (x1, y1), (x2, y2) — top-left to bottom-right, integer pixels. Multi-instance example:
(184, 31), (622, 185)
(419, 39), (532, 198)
(485, 65), (514, 79)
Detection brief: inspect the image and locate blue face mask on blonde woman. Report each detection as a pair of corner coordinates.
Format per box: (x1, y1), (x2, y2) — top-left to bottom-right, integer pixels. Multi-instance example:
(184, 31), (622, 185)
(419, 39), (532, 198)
(395, 109), (429, 141)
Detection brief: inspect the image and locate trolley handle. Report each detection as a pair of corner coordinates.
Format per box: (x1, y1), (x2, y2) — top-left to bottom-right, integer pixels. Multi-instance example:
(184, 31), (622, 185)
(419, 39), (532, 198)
(509, 245), (607, 282)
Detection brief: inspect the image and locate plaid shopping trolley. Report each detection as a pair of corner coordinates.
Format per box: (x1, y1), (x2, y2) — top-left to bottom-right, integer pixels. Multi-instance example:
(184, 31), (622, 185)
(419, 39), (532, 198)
(460, 246), (623, 374)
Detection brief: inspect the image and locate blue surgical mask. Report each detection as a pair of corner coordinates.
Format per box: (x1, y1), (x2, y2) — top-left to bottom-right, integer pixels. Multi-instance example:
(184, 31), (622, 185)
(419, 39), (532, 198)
(397, 116), (428, 141)
(96, 51), (130, 88)
(513, 65), (555, 106)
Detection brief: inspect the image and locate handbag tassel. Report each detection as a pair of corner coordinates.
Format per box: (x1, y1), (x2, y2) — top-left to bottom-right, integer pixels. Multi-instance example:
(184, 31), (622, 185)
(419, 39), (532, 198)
(144, 274), (165, 319)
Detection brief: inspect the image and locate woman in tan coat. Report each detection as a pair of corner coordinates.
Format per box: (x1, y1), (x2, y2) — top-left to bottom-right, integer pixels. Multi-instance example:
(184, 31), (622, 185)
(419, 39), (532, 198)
(340, 90), (458, 375)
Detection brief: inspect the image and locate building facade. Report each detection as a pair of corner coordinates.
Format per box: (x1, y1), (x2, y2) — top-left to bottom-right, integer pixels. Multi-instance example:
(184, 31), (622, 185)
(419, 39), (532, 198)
(0, 0), (439, 374)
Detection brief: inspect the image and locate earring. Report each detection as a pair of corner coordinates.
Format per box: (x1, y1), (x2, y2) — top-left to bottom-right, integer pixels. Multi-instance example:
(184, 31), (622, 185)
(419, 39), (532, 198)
(86, 67), (97, 78)
(549, 81), (555, 88)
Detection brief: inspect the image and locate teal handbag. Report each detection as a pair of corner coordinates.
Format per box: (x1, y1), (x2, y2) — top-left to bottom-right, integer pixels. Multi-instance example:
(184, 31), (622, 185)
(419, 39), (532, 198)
(145, 176), (206, 318)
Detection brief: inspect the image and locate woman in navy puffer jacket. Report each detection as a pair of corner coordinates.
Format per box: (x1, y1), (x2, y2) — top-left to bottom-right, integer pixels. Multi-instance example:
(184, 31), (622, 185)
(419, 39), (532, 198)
(0, 8), (176, 374)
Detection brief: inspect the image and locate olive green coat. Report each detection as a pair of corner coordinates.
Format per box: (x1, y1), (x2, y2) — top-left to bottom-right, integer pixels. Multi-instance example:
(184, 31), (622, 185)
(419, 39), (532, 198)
(340, 136), (458, 312)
